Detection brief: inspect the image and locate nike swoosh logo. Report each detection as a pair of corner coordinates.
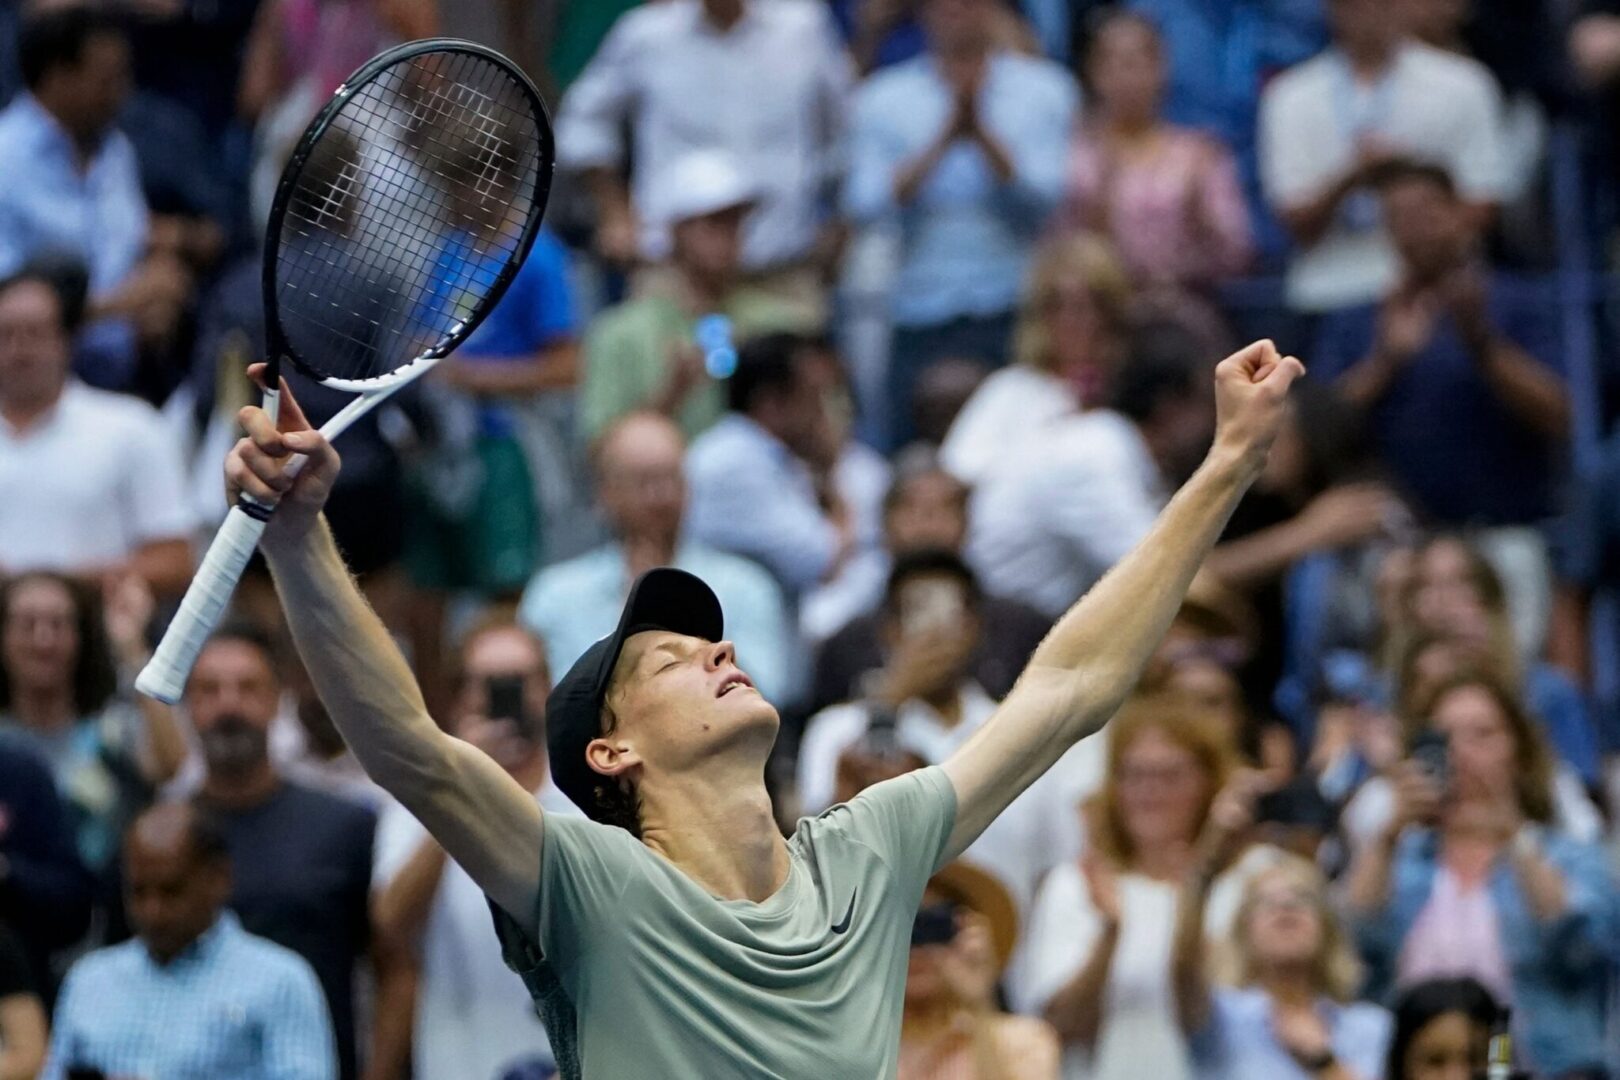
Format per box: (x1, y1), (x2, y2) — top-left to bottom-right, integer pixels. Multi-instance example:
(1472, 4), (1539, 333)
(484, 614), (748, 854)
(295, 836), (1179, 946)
(830, 889), (857, 935)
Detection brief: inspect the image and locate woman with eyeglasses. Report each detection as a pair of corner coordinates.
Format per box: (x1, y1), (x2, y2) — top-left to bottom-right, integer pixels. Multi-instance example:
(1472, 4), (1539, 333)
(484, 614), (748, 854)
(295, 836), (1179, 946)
(1185, 856), (1390, 1080)
(1020, 693), (1281, 1080)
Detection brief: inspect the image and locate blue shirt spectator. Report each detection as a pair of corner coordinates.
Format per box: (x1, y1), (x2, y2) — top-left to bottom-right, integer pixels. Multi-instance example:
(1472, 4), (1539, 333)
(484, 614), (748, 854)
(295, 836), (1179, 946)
(685, 333), (864, 602)
(522, 410), (794, 703)
(1522, 663), (1602, 788)
(0, 98), (145, 302)
(845, 0), (1075, 446)
(0, 11), (182, 389)
(687, 412), (843, 597)
(844, 46), (1076, 330)
(1311, 164), (1567, 526)
(1312, 280), (1563, 525)
(1126, 0), (1325, 174)
(828, 0), (927, 72)
(43, 913), (334, 1080)
(461, 229), (577, 361)
(207, 782), (376, 1080)
(1194, 986), (1391, 1080)
(452, 227), (580, 437)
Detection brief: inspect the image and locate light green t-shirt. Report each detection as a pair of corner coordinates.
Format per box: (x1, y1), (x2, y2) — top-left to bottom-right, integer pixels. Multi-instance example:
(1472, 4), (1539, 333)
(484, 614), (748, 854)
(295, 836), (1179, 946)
(492, 767), (958, 1079)
(578, 289), (819, 444)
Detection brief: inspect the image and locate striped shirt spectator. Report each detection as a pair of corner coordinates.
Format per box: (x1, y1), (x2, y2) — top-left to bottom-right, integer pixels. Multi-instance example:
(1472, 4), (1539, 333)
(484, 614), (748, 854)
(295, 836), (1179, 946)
(40, 911), (334, 1080)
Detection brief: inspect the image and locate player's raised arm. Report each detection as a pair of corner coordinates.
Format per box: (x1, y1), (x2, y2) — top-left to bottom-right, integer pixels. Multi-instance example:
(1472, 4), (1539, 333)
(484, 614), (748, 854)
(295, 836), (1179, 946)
(229, 372), (544, 927)
(940, 341), (1303, 859)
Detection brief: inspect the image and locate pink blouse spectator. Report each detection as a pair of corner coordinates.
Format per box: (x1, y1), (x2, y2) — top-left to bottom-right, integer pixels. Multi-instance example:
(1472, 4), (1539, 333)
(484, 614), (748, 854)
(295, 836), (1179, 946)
(1060, 130), (1252, 287)
(1058, 9), (1252, 289)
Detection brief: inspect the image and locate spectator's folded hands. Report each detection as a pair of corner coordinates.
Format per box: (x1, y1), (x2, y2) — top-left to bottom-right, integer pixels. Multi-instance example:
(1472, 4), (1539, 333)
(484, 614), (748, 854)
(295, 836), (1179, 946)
(873, 626), (975, 708)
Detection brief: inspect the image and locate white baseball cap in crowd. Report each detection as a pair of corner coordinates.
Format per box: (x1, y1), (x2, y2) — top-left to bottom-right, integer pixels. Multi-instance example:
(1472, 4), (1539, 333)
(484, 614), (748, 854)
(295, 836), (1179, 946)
(650, 149), (758, 227)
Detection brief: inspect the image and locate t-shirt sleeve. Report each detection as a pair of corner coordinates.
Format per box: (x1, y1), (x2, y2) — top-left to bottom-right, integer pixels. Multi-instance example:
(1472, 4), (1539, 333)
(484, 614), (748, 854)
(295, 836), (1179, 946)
(820, 767), (958, 898)
(491, 812), (643, 982)
(1449, 70), (1508, 201)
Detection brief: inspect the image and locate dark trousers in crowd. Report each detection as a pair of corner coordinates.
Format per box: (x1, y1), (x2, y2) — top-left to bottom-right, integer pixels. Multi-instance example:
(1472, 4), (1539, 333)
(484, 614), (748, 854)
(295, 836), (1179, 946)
(886, 309), (1014, 451)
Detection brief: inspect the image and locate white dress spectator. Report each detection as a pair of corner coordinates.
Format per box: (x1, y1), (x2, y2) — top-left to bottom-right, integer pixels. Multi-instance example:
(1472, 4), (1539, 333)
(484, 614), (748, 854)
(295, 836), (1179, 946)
(1021, 846), (1283, 1079)
(939, 365), (1076, 487)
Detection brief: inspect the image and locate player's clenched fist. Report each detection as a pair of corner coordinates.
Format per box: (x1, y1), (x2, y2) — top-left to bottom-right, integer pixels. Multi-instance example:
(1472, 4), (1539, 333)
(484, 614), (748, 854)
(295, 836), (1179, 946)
(224, 363), (341, 543)
(1211, 339), (1305, 477)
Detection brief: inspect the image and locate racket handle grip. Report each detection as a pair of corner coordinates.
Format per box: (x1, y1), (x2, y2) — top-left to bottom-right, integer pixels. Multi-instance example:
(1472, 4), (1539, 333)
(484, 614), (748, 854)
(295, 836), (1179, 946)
(135, 503), (271, 703)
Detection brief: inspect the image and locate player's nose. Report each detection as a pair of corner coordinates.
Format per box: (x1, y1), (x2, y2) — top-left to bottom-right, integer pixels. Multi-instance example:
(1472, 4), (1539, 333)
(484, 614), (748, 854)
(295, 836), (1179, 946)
(706, 640), (736, 669)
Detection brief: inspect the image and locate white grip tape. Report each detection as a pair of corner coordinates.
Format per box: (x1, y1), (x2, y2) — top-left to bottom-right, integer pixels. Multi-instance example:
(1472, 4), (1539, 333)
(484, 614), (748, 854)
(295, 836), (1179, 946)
(135, 504), (271, 703)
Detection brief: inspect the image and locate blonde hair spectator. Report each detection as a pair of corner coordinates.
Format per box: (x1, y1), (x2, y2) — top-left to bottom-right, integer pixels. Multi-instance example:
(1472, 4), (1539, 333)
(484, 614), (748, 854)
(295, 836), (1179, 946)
(1223, 855), (1363, 1002)
(1012, 232), (1132, 375)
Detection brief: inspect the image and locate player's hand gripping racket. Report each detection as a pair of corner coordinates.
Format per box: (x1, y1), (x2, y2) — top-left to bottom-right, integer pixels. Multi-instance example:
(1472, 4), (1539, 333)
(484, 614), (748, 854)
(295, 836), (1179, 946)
(136, 39), (553, 703)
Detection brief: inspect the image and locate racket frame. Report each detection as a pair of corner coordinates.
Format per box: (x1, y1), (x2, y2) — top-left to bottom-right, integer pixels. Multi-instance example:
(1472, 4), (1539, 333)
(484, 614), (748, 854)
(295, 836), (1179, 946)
(261, 36), (554, 401)
(135, 38), (552, 703)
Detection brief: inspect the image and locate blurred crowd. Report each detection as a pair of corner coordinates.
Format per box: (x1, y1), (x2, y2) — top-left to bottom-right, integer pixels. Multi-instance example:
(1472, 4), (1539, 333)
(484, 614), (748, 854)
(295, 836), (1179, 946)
(3, 0), (1620, 1077)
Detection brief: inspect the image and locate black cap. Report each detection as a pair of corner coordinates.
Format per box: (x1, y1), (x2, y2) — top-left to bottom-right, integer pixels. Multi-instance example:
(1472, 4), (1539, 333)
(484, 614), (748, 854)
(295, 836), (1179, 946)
(546, 567), (724, 821)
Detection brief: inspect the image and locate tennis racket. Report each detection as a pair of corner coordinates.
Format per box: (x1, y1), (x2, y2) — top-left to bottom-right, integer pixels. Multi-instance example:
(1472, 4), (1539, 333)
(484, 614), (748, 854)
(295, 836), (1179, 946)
(136, 38), (553, 703)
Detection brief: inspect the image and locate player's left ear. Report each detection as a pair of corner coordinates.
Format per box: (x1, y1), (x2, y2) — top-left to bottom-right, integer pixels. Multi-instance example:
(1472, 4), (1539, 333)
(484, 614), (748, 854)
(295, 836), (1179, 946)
(585, 736), (640, 779)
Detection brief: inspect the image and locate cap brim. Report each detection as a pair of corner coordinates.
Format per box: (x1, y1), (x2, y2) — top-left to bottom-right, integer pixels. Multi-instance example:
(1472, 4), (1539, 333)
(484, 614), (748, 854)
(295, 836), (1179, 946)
(671, 194), (759, 226)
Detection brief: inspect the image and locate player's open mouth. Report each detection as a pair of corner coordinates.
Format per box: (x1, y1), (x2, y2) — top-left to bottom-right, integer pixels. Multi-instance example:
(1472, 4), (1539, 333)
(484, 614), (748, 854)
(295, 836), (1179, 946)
(716, 673), (754, 698)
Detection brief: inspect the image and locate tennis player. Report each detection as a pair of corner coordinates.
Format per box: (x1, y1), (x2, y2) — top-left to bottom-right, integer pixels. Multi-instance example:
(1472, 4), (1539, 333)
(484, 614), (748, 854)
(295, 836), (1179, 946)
(228, 341), (1302, 1078)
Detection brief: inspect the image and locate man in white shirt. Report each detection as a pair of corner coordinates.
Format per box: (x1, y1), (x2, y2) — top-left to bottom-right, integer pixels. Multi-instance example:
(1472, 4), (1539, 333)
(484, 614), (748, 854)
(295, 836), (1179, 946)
(966, 345), (1213, 619)
(1259, 0), (1508, 311)
(0, 265), (193, 594)
(797, 550), (1085, 921)
(372, 618), (580, 1080)
(557, 0), (851, 296)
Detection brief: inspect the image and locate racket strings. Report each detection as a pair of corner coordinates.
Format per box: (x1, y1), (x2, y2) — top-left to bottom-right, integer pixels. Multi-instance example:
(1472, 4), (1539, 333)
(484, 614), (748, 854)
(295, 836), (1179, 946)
(273, 48), (544, 384)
